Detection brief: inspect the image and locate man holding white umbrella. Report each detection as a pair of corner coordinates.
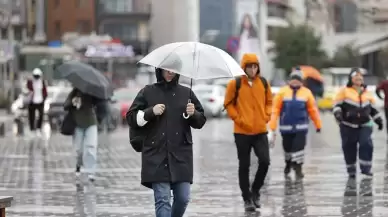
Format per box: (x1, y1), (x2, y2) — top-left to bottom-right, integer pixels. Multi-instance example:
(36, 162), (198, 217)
(127, 42), (244, 217)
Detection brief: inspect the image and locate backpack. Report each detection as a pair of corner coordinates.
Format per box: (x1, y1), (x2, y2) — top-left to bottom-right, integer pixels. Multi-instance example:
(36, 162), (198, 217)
(128, 85), (153, 153)
(129, 126), (145, 152)
(224, 76), (268, 109)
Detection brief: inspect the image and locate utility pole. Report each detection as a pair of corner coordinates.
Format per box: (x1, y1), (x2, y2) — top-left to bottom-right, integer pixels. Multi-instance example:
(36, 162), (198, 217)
(258, 0), (268, 78)
(7, 0), (15, 104)
(304, 0), (310, 65)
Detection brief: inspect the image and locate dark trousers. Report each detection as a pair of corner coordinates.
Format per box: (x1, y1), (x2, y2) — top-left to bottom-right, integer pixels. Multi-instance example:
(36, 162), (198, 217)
(281, 132), (307, 165)
(234, 133), (270, 201)
(28, 103), (44, 131)
(340, 125), (373, 175)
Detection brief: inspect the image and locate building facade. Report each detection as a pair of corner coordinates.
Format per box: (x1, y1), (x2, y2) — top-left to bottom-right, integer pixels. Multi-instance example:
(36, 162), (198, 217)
(0, 0), (27, 41)
(46, 0), (96, 42)
(199, 0), (234, 50)
(25, 0), (46, 43)
(357, 0), (388, 31)
(95, 0), (151, 55)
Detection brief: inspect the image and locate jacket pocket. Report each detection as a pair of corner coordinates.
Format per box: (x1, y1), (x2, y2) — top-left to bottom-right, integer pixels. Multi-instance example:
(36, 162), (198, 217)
(183, 131), (193, 145)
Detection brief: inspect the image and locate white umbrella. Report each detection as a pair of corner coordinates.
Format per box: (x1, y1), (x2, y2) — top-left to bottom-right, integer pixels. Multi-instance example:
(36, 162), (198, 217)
(139, 42), (245, 80)
(139, 42), (245, 119)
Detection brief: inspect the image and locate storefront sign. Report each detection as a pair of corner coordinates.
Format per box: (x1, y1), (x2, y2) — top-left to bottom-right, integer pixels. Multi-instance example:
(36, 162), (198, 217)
(84, 44), (134, 58)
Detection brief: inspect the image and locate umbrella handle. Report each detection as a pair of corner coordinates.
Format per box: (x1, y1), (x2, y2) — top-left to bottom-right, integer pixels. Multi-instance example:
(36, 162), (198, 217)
(182, 99), (192, 119)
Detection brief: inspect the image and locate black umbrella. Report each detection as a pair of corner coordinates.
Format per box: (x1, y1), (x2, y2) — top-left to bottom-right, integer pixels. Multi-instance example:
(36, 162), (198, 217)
(57, 61), (113, 99)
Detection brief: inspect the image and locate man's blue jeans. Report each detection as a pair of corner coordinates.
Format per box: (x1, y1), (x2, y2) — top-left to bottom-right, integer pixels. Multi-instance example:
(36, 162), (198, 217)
(152, 182), (190, 217)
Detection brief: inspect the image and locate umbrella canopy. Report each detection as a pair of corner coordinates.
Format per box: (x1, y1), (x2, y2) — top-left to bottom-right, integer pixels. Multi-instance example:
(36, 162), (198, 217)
(139, 42), (245, 80)
(56, 61), (113, 99)
(297, 65), (323, 82)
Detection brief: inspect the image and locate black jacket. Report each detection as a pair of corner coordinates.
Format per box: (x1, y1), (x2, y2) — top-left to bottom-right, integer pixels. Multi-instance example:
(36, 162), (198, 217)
(126, 68), (206, 188)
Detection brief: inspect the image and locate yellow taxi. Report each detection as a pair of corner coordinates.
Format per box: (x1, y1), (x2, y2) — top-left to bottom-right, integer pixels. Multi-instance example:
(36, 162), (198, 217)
(317, 89), (337, 112)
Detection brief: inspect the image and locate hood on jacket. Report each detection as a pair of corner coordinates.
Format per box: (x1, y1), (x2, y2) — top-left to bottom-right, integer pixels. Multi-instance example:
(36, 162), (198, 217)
(155, 52), (182, 85)
(155, 68), (180, 84)
(346, 67), (366, 88)
(240, 53), (260, 74)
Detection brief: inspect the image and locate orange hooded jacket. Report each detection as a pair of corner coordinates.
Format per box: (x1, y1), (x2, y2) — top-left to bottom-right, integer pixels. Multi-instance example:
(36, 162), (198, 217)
(224, 53), (273, 135)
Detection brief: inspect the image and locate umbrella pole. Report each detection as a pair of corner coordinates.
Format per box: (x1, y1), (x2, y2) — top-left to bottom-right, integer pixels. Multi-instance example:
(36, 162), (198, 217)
(183, 78), (193, 119)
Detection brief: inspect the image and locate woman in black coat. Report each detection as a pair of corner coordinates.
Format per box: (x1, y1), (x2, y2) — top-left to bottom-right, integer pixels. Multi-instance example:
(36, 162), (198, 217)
(126, 68), (206, 217)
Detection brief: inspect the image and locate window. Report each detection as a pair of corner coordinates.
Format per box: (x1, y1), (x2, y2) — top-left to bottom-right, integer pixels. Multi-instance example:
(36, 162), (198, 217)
(54, 21), (61, 37)
(267, 4), (287, 19)
(54, 0), (60, 8)
(103, 23), (138, 40)
(76, 20), (91, 33)
(76, 0), (87, 8)
(103, 0), (133, 13)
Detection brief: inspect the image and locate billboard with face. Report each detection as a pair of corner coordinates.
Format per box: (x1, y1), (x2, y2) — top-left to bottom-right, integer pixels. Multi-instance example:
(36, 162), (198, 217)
(235, 0), (260, 62)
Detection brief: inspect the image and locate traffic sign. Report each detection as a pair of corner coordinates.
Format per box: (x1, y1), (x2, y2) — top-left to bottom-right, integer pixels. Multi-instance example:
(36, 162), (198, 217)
(227, 37), (239, 53)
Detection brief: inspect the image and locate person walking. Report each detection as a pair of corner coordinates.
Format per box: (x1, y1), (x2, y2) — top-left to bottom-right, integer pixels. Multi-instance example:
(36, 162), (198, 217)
(375, 77), (388, 142)
(333, 68), (383, 178)
(64, 88), (100, 182)
(223, 53), (272, 211)
(126, 68), (206, 217)
(268, 70), (322, 179)
(26, 68), (47, 137)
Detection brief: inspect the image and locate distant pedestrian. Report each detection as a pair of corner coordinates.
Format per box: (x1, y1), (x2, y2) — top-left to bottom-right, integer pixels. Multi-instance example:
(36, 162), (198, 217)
(126, 68), (206, 217)
(333, 68), (383, 178)
(268, 69), (322, 179)
(64, 88), (100, 182)
(375, 77), (388, 142)
(224, 53), (272, 211)
(26, 68), (47, 137)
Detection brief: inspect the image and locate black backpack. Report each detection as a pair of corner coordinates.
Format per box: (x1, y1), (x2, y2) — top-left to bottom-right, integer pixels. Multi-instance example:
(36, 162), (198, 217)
(129, 125), (145, 152)
(128, 85), (153, 153)
(224, 76), (268, 109)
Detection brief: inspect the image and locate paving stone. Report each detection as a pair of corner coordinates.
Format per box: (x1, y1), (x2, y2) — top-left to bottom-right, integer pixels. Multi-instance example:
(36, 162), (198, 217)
(0, 114), (387, 216)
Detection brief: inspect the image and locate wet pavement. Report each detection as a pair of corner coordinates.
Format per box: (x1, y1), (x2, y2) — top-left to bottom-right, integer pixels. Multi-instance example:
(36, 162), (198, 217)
(0, 114), (388, 216)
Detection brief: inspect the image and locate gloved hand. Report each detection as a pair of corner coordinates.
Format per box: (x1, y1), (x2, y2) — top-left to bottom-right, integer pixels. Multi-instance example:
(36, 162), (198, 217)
(378, 123), (383, 131)
(375, 117), (383, 131)
(268, 131), (276, 148)
(316, 128), (321, 133)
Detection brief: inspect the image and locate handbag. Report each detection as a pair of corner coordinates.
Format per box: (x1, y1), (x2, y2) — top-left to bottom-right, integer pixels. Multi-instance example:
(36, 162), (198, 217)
(60, 110), (76, 136)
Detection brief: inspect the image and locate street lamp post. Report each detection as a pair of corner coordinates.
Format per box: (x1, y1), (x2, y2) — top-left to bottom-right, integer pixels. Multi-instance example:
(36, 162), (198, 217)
(258, 0), (268, 78)
(6, 1), (15, 105)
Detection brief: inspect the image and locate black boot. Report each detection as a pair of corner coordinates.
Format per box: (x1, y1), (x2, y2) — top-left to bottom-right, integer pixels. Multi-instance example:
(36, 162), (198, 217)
(251, 190), (261, 208)
(284, 161), (291, 176)
(294, 163), (304, 179)
(244, 200), (256, 212)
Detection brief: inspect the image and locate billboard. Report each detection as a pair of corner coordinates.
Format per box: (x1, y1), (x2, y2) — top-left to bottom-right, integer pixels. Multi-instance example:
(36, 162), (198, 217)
(235, 0), (260, 62)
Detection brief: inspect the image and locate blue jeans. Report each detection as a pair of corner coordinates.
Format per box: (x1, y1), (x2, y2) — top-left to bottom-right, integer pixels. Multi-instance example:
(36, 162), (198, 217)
(340, 125), (373, 175)
(152, 182), (190, 217)
(73, 125), (98, 176)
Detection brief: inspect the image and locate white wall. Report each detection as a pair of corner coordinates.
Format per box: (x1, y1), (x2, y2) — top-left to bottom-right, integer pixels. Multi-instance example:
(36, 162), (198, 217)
(150, 0), (199, 50)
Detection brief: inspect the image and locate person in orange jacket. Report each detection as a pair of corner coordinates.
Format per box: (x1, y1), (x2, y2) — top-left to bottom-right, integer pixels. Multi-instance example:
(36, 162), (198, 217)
(269, 69), (322, 179)
(224, 53), (272, 211)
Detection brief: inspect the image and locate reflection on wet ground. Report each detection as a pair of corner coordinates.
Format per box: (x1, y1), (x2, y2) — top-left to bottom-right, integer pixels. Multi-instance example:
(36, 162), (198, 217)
(0, 116), (388, 216)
